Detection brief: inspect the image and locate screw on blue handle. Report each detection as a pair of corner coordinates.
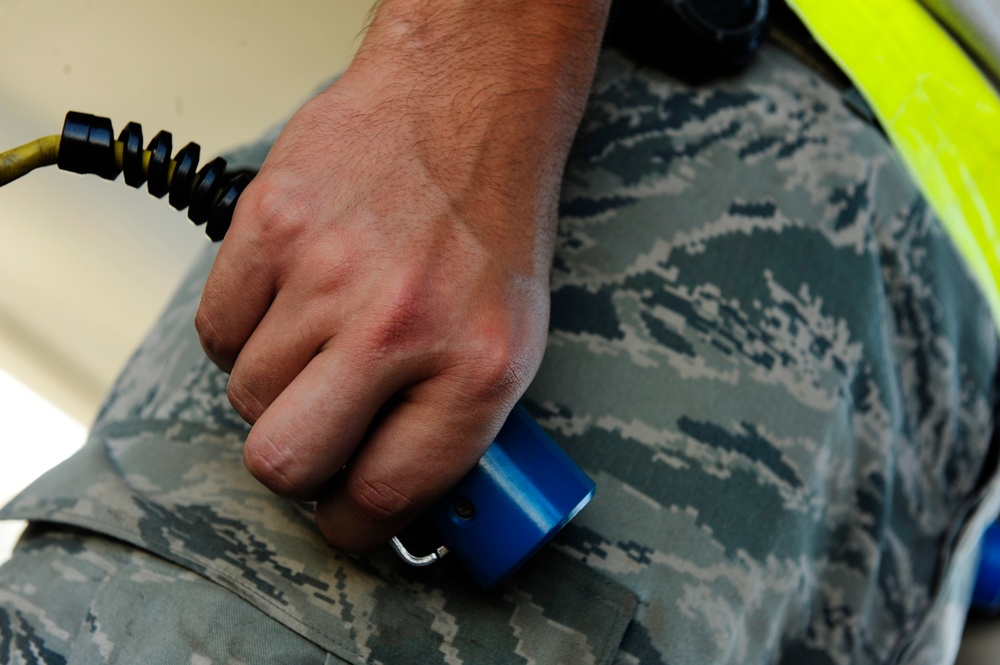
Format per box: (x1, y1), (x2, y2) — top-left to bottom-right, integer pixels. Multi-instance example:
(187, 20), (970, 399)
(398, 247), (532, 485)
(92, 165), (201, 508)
(418, 403), (595, 589)
(972, 521), (1000, 613)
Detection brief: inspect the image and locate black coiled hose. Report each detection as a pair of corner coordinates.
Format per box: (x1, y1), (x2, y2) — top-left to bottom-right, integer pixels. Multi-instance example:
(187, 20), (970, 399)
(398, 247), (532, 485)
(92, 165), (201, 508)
(56, 111), (253, 241)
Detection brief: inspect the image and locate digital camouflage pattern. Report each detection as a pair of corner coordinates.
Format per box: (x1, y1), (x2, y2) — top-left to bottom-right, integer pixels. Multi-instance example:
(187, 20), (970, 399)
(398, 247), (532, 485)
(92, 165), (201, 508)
(2, 42), (999, 664)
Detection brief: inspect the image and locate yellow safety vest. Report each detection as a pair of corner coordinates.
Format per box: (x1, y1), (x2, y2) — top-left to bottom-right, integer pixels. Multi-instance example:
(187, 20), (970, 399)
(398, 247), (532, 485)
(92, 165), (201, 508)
(787, 0), (1000, 329)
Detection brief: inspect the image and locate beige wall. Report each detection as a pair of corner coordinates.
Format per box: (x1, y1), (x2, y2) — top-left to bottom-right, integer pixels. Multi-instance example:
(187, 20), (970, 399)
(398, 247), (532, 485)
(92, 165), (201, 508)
(0, 0), (371, 423)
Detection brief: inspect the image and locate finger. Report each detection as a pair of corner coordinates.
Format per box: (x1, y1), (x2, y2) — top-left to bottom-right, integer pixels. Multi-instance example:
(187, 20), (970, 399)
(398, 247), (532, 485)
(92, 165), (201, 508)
(314, 379), (508, 552)
(242, 344), (427, 501)
(226, 288), (333, 424)
(195, 200), (276, 373)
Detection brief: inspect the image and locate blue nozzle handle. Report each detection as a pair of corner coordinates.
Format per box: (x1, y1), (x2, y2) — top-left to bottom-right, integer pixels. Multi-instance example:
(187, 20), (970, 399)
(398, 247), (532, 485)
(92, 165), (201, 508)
(972, 521), (1000, 613)
(416, 403), (595, 589)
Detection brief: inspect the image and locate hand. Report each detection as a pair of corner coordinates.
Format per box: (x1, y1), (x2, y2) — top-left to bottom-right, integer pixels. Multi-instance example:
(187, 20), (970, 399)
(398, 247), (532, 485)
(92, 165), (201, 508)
(194, 0), (610, 552)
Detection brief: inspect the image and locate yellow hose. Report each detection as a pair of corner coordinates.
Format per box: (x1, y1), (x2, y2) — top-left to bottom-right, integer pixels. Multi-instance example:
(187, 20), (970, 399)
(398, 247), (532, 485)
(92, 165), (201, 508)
(1, 134), (178, 189)
(0, 135), (61, 187)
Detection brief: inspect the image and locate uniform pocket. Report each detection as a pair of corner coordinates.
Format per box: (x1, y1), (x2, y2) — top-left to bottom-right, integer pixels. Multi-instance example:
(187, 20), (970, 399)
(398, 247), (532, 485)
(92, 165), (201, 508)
(341, 546), (638, 665)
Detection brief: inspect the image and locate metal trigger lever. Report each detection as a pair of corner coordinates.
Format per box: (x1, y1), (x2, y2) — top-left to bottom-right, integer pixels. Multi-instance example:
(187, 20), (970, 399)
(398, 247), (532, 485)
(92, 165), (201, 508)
(390, 537), (449, 567)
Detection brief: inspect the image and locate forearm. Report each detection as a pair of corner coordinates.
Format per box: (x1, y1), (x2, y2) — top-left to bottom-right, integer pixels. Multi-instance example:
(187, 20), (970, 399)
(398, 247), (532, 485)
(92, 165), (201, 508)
(355, 0), (611, 122)
(337, 0), (613, 273)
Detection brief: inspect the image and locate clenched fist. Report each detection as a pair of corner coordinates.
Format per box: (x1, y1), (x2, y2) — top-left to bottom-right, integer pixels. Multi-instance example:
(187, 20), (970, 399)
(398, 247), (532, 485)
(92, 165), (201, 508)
(195, 0), (611, 552)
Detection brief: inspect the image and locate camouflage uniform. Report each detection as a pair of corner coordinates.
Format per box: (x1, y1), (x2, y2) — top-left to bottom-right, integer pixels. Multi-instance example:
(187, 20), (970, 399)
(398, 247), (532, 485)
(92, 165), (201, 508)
(2, 41), (999, 664)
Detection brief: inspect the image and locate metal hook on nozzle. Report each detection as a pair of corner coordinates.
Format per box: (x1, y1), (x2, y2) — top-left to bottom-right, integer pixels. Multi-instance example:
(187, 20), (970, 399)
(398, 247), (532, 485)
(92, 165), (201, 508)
(390, 537), (450, 567)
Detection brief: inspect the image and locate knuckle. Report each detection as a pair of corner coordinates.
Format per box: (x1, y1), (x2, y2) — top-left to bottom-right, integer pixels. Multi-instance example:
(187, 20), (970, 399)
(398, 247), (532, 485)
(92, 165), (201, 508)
(242, 178), (310, 245)
(462, 337), (530, 403)
(194, 298), (243, 372)
(346, 474), (417, 524)
(366, 282), (432, 357)
(193, 307), (237, 366)
(243, 429), (303, 497)
(226, 375), (265, 425)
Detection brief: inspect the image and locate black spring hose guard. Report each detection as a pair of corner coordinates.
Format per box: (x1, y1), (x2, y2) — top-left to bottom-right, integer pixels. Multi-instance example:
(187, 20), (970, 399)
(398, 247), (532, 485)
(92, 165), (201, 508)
(56, 111), (253, 241)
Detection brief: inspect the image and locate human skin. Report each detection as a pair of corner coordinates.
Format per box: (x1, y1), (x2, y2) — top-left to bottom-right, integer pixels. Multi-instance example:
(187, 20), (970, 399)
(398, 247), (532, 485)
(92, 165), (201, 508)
(195, 0), (612, 553)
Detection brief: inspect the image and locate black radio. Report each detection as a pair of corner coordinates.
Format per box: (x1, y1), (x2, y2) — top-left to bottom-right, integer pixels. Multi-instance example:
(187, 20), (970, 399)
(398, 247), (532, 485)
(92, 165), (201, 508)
(605, 0), (769, 81)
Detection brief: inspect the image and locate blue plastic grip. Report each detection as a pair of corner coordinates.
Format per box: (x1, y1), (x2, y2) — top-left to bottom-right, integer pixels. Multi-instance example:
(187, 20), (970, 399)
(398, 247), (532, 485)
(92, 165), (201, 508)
(421, 403), (595, 589)
(972, 521), (1000, 613)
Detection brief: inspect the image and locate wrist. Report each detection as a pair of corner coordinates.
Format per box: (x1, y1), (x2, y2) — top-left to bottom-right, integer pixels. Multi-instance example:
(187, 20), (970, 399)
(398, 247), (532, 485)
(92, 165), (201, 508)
(346, 0), (611, 157)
